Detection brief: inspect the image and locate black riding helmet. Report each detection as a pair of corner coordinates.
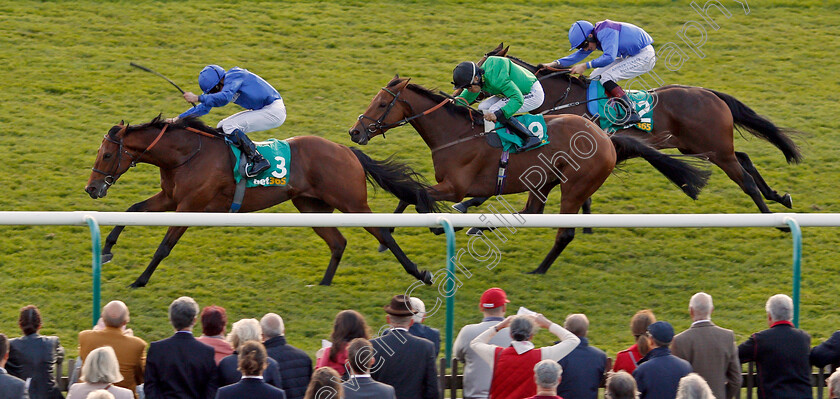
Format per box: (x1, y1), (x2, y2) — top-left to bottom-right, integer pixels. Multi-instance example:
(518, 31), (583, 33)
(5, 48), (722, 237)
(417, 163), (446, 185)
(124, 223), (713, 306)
(452, 61), (484, 89)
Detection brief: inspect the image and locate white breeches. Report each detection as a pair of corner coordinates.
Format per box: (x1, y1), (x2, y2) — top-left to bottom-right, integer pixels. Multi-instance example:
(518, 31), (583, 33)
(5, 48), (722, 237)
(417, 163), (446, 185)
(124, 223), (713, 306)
(217, 98), (287, 135)
(592, 45), (656, 83)
(478, 81), (545, 115)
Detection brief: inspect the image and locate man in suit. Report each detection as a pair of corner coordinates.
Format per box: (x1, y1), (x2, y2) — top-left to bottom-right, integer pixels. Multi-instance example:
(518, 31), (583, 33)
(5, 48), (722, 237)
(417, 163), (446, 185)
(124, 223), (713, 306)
(408, 297), (441, 356)
(261, 313), (312, 399)
(811, 328), (840, 369)
(79, 300), (147, 394)
(633, 321), (693, 399)
(144, 296), (218, 399)
(671, 292), (741, 399)
(370, 295), (439, 399)
(738, 294), (812, 399)
(556, 314), (608, 399)
(7, 305), (64, 399)
(0, 333), (26, 399)
(452, 287), (512, 399)
(342, 338), (396, 399)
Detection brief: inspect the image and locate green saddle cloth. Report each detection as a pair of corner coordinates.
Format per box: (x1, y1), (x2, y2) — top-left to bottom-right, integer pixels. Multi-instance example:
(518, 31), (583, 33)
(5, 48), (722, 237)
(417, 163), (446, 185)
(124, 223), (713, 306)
(589, 80), (654, 133)
(229, 139), (291, 187)
(493, 114), (551, 152)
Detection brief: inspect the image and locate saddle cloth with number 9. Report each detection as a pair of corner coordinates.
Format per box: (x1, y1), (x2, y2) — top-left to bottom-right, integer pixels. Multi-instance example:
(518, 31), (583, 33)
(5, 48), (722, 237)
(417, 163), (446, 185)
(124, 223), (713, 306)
(587, 80), (654, 133)
(229, 138), (291, 187)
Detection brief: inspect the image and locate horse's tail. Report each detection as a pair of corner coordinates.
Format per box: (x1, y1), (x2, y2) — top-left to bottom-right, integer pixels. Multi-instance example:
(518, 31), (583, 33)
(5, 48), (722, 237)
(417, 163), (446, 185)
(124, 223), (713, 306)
(706, 89), (803, 164)
(350, 148), (440, 213)
(610, 135), (711, 200)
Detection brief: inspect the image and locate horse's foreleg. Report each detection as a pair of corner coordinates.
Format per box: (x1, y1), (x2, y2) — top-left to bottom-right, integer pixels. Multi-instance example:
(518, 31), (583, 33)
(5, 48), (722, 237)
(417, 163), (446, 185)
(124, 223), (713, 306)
(291, 197), (347, 286)
(452, 197), (490, 213)
(104, 191), (175, 263)
(735, 152), (792, 208)
(130, 226), (189, 288)
(581, 197), (593, 234)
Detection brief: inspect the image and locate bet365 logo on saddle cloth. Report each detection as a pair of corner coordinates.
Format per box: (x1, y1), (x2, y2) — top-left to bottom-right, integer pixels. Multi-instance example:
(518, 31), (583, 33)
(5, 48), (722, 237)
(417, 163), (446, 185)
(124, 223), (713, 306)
(229, 139), (291, 187)
(587, 81), (654, 132)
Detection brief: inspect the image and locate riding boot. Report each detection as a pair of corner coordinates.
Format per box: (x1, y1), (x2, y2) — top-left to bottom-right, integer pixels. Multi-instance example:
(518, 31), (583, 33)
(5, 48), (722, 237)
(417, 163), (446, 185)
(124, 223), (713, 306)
(617, 94), (642, 125)
(232, 130), (270, 177)
(497, 111), (541, 151)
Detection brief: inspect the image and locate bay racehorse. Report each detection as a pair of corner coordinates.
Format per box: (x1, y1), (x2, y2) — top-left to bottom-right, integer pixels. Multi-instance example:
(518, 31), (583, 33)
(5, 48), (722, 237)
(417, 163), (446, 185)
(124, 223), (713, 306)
(455, 44), (802, 217)
(85, 115), (438, 287)
(349, 77), (710, 274)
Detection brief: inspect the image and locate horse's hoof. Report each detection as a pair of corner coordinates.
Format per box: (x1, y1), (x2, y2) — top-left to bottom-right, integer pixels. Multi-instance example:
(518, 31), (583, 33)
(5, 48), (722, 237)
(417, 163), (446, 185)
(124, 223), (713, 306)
(429, 227), (445, 235)
(319, 280), (332, 286)
(101, 253), (113, 264)
(466, 227), (484, 236)
(583, 228), (594, 235)
(378, 244), (389, 253)
(128, 281), (146, 289)
(420, 270), (433, 285)
(452, 203), (468, 214)
(781, 193), (793, 209)
(526, 268), (546, 275)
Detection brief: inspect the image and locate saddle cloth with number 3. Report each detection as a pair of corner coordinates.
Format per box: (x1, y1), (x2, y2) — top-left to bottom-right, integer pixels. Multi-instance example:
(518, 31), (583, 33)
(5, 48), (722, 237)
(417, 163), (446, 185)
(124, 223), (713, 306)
(229, 138), (291, 187)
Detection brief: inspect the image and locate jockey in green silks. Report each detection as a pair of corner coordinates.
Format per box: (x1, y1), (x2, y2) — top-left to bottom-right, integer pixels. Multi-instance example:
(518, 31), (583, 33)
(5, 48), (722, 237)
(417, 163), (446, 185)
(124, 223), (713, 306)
(453, 56), (545, 151)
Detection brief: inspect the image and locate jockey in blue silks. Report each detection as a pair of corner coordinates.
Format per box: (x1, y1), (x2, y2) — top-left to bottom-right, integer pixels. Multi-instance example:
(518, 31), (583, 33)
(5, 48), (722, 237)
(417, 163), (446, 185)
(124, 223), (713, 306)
(539, 20), (655, 125)
(167, 65), (286, 177)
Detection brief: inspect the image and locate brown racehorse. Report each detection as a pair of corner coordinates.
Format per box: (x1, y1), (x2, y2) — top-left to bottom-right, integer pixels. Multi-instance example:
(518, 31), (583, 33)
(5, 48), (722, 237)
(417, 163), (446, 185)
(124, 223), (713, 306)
(454, 44), (802, 217)
(348, 77), (710, 274)
(85, 115), (438, 287)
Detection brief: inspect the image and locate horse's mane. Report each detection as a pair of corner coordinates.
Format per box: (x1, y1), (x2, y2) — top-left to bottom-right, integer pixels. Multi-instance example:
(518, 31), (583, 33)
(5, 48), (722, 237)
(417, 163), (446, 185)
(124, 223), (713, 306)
(108, 114), (219, 139)
(386, 78), (482, 122)
(504, 53), (588, 89)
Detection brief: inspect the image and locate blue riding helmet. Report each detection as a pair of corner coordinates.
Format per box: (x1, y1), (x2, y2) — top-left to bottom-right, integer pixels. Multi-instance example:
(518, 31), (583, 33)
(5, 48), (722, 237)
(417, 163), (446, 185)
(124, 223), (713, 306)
(568, 20), (594, 51)
(198, 65), (226, 94)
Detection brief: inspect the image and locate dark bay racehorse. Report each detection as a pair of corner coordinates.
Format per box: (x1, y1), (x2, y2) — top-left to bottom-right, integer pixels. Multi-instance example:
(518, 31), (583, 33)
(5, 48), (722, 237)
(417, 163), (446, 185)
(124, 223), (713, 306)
(348, 77), (710, 274)
(455, 44), (802, 216)
(85, 115), (438, 287)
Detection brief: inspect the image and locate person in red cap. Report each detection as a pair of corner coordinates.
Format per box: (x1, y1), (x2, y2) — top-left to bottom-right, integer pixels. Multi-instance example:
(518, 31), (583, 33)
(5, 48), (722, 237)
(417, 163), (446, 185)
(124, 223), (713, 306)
(452, 288), (513, 399)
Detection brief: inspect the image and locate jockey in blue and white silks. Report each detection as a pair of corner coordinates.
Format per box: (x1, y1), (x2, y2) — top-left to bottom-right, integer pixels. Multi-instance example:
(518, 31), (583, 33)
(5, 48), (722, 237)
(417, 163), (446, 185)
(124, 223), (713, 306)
(540, 20), (656, 124)
(168, 65), (286, 177)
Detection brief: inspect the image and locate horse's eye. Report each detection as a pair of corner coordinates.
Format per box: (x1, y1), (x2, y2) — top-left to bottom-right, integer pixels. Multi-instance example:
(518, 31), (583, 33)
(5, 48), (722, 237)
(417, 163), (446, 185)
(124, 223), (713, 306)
(103, 153), (112, 160)
(378, 101), (388, 108)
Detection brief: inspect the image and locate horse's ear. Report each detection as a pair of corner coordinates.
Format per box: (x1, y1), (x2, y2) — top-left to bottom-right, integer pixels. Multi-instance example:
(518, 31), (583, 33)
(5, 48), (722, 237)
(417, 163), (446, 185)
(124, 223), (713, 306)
(119, 120), (125, 126)
(500, 46), (510, 56)
(494, 42), (504, 52)
(394, 77), (410, 90)
(394, 74), (400, 80)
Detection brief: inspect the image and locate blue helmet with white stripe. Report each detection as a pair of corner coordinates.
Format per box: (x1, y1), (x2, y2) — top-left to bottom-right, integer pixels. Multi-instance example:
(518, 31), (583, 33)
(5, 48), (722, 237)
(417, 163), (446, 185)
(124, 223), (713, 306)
(198, 65), (225, 94)
(568, 20), (594, 51)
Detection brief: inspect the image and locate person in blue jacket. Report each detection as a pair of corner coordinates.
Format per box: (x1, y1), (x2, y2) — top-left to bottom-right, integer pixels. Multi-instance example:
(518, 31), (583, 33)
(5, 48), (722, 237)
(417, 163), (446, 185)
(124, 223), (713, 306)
(166, 65), (286, 177)
(539, 20), (656, 125)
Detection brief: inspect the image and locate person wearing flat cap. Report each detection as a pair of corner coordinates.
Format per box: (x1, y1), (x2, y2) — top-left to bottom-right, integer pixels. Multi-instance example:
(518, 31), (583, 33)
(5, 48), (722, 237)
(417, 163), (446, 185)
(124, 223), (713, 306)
(632, 321), (693, 399)
(370, 295), (439, 399)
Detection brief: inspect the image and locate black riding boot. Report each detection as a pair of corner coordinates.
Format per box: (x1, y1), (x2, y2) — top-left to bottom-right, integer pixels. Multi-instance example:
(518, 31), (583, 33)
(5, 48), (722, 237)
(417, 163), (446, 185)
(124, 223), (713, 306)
(232, 130), (270, 177)
(497, 111), (541, 151)
(618, 94), (642, 125)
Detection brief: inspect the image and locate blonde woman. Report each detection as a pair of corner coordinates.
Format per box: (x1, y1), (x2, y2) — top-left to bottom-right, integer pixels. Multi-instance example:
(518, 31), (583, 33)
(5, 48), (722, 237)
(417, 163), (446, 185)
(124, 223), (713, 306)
(304, 367), (344, 399)
(218, 319), (283, 388)
(67, 346), (133, 399)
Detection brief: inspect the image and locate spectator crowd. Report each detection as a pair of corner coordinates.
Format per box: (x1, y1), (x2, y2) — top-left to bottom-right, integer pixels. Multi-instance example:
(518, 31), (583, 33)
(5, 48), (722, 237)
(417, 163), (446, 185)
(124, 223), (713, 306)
(2, 289), (840, 399)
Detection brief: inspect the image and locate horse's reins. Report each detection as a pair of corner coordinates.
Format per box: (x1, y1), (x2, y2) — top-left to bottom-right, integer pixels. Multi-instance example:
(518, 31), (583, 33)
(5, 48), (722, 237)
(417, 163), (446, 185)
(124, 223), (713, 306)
(357, 86), (452, 143)
(91, 124), (219, 187)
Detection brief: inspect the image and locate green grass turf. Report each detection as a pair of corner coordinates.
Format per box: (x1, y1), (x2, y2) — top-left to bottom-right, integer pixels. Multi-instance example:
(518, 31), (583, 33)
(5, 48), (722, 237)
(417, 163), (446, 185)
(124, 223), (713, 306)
(0, 0), (839, 364)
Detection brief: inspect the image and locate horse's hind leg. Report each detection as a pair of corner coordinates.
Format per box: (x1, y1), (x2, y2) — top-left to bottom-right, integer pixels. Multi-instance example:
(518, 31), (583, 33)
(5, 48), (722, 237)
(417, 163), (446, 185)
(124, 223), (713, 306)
(528, 183), (587, 275)
(452, 197), (490, 213)
(581, 197), (593, 234)
(292, 197), (347, 286)
(104, 191), (175, 263)
(130, 226), (189, 288)
(379, 200), (411, 252)
(367, 226), (432, 285)
(735, 151), (792, 208)
(712, 154), (772, 213)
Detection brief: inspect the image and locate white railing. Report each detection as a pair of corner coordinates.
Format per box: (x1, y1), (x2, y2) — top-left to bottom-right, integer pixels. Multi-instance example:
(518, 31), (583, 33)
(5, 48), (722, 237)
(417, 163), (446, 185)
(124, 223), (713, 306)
(1, 211), (838, 363)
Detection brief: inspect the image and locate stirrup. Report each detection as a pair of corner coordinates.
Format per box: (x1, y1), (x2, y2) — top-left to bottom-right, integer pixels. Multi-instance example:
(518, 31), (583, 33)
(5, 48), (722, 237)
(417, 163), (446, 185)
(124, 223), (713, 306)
(518, 136), (542, 151)
(245, 158), (270, 177)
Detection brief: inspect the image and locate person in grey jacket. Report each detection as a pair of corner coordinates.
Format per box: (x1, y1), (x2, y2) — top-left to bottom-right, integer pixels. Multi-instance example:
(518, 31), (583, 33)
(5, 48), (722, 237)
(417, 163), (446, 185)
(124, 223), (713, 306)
(7, 305), (64, 399)
(0, 333), (27, 399)
(342, 338), (396, 399)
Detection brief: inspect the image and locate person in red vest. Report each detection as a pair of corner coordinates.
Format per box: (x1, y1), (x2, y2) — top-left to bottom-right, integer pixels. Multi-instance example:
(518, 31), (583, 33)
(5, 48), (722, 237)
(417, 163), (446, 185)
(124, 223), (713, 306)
(470, 314), (579, 399)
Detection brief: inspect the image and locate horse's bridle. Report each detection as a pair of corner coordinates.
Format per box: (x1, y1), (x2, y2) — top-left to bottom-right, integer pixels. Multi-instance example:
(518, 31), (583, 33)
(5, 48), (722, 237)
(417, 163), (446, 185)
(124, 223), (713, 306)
(356, 86), (451, 142)
(91, 124), (214, 187)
